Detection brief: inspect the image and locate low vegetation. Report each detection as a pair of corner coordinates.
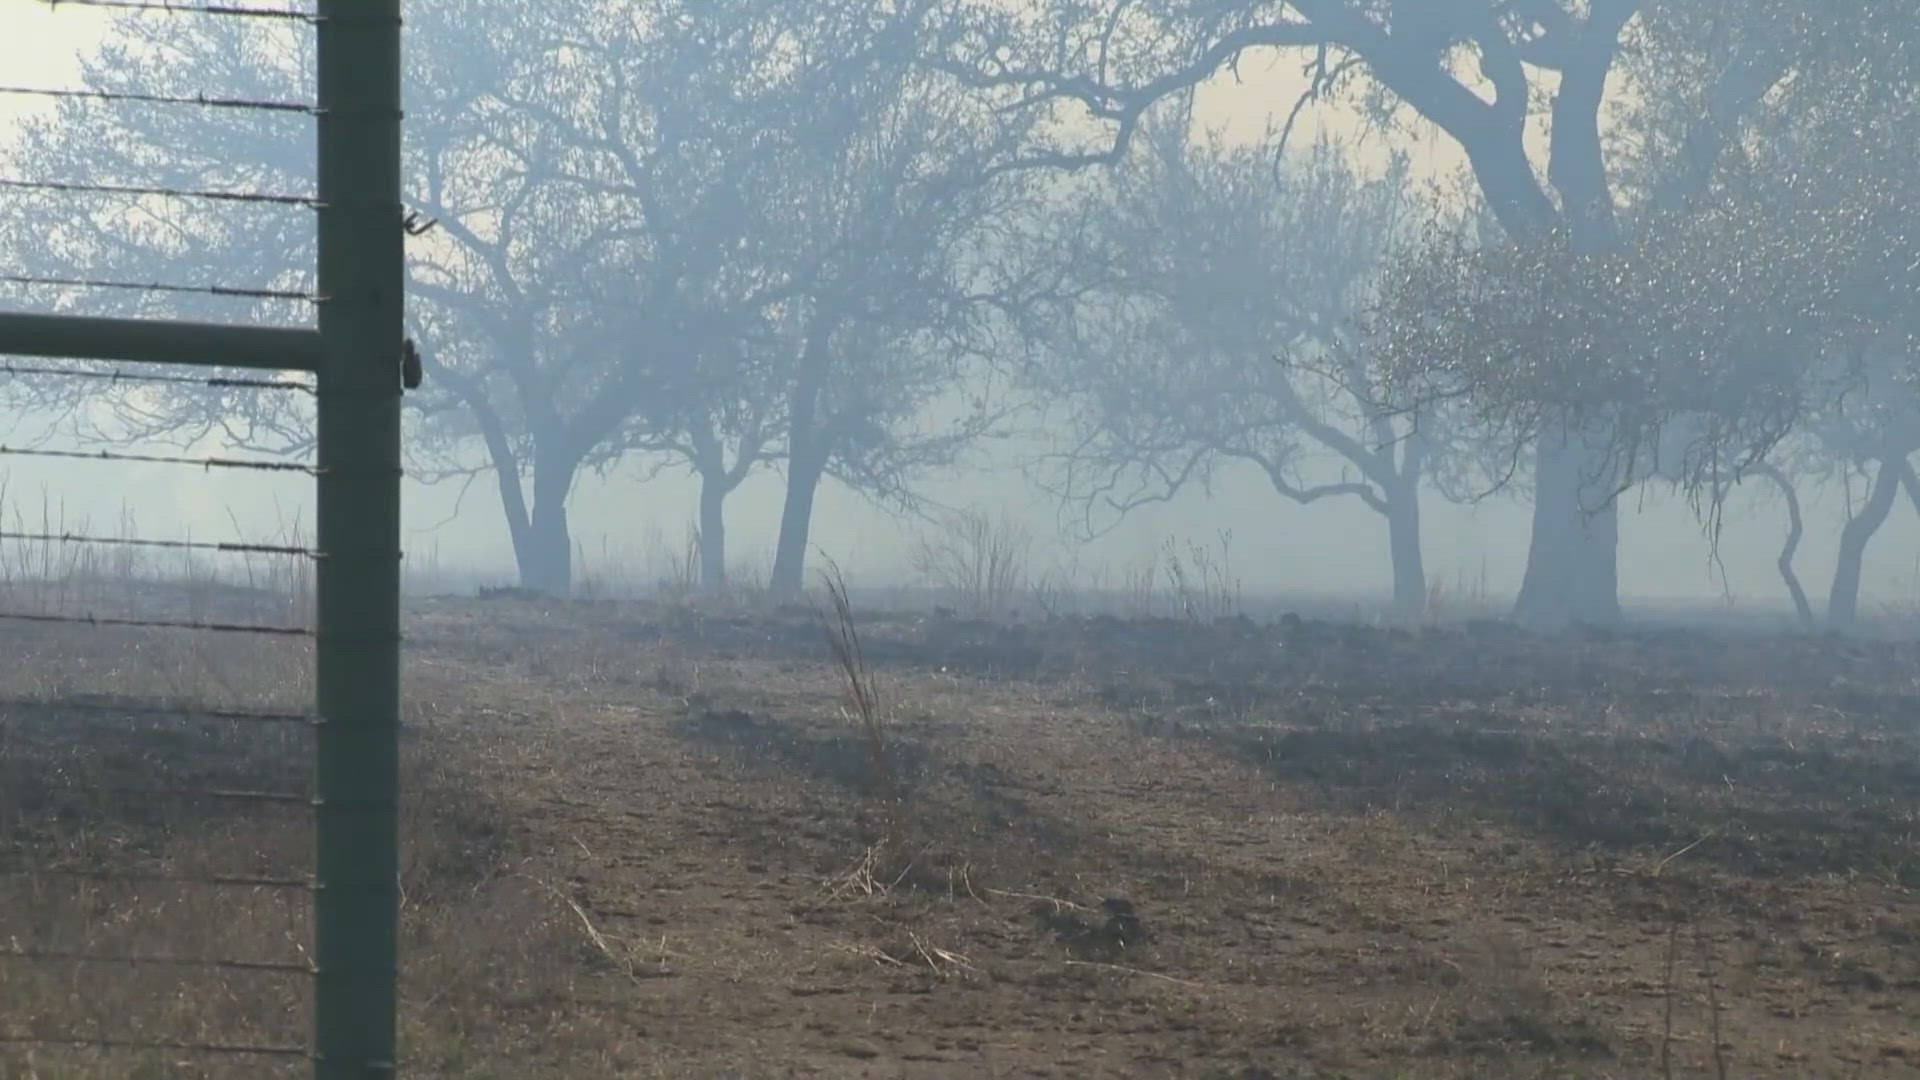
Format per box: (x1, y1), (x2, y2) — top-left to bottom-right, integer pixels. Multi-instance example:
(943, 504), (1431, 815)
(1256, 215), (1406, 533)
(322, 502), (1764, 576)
(4, 543), (1918, 1076)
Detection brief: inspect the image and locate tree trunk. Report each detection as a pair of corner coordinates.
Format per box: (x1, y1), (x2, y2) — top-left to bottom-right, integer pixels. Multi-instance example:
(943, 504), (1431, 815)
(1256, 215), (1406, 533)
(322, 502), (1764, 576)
(1754, 464), (1814, 628)
(1385, 476), (1426, 615)
(769, 445), (828, 597)
(697, 472), (728, 594)
(1514, 427), (1621, 624)
(518, 463), (574, 597)
(1827, 457), (1902, 630)
(770, 322), (834, 598)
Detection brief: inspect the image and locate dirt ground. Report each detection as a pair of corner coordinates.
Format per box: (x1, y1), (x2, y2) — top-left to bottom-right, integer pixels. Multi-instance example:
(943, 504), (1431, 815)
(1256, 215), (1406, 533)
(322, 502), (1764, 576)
(5, 593), (1920, 1077)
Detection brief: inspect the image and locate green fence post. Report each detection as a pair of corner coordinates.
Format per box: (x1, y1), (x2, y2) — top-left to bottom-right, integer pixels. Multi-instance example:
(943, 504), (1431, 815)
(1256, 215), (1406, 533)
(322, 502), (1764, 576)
(312, 1), (405, 1077)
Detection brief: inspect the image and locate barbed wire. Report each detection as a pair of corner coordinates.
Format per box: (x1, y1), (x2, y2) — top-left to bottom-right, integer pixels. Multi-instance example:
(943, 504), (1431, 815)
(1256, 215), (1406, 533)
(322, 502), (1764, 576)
(0, 84), (313, 114)
(0, 272), (316, 303)
(0, 1033), (308, 1060)
(98, 787), (311, 804)
(0, 529), (315, 558)
(0, 695), (315, 723)
(0, 360), (314, 394)
(0, 946), (311, 974)
(40, 0), (317, 20)
(0, 445), (315, 473)
(0, 177), (315, 208)
(0, 867), (311, 889)
(10, 2), (382, 1071)
(0, 609), (311, 635)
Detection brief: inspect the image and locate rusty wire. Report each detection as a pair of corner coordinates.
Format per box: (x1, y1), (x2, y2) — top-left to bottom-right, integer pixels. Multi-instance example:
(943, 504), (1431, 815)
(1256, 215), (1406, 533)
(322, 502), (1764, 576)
(0, 528), (315, 557)
(0, 271), (316, 303)
(40, 0), (316, 20)
(88, 787), (312, 804)
(0, 947), (312, 973)
(0, 1033), (308, 1059)
(0, 177), (316, 208)
(0, 609), (312, 635)
(0, 696), (316, 724)
(0, 360), (314, 393)
(0, 84), (313, 113)
(0, 444), (316, 473)
(0, 867), (312, 889)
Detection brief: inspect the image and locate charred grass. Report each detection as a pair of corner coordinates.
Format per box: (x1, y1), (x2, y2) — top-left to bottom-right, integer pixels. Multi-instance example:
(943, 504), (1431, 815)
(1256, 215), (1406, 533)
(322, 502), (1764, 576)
(6, 594), (1920, 1077)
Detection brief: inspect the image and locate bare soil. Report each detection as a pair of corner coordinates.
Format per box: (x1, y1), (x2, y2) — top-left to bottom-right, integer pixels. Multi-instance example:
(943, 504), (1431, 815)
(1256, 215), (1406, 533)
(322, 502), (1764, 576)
(5, 593), (1920, 1077)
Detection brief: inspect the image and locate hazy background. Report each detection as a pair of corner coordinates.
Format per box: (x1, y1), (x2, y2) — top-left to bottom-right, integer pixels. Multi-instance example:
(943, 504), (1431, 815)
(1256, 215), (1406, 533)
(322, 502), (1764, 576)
(4, 3), (1915, 613)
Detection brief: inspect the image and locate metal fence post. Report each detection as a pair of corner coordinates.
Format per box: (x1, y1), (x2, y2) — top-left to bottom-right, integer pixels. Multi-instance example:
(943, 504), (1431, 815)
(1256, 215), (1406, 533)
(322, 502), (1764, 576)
(313, 1), (405, 1076)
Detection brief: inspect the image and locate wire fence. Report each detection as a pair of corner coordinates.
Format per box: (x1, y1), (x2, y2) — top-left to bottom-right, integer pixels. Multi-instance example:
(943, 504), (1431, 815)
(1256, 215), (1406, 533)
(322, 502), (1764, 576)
(0, 467), (320, 1075)
(0, 1), (402, 1076)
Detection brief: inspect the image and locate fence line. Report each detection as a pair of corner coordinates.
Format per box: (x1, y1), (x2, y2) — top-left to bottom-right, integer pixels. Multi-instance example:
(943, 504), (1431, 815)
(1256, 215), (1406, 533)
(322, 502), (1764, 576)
(0, 444), (318, 473)
(0, 177), (318, 208)
(0, 83), (314, 113)
(0, 1), (404, 1074)
(40, 0), (317, 21)
(0, 360), (314, 391)
(0, 271), (317, 302)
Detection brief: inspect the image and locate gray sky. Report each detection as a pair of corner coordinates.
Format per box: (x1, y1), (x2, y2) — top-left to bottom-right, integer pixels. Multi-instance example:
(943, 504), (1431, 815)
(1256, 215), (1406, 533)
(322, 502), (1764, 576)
(2, 7), (1917, 612)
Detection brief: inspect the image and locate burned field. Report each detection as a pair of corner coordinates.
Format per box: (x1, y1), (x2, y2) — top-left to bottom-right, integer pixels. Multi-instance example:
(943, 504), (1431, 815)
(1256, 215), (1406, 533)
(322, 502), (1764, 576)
(5, 596), (1920, 1077)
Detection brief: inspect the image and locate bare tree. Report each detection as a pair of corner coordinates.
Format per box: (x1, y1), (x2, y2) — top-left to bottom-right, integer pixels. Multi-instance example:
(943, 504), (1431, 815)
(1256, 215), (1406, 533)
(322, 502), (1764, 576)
(1799, 370), (1920, 629)
(1369, 1), (1920, 627)
(936, 0), (1862, 621)
(466, 0), (1050, 598)
(3, 0), (1040, 599)
(1025, 109), (1480, 612)
(0, 1), (784, 596)
(405, 0), (812, 595)
(729, 8), (1048, 597)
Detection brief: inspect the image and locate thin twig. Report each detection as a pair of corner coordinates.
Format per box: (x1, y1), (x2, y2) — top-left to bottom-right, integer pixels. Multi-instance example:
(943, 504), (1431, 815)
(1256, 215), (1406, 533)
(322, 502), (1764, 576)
(983, 886), (1095, 913)
(1063, 959), (1204, 987)
(522, 874), (639, 980)
(1650, 828), (1720, 876)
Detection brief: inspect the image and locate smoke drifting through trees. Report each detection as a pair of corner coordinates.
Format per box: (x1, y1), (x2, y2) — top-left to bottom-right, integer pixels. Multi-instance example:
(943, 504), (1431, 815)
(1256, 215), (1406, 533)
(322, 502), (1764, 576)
(2, 0), (1917, 623)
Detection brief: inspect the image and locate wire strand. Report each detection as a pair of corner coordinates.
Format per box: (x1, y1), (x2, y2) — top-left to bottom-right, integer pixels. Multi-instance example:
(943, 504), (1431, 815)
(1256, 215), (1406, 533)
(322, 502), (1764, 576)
(0, 272), (316, 302)
(0, 947), (311, 974)
(0, 445), (315, 474)
(0, 360), (313, 394)
(94, 787), (312, 804)
(40, 0), (316, 20)
(0, 696), (315, 725)
(0, 177), (315, 208)
(0, 1032), (307, 1059)
(0, 868), (311, 890)
(0, 84), (313, 114)
(0, 529), (316, 558)
(0, 609), (311, 636)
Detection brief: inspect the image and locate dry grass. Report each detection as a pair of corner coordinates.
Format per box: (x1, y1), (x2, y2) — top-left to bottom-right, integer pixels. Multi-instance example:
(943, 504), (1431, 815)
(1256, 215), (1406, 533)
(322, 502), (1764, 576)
(8, 540), (1920, 1077)
(0, 507), (536, 1078)
(908, 508), (1031, 620)
(813, 559), (900, 840)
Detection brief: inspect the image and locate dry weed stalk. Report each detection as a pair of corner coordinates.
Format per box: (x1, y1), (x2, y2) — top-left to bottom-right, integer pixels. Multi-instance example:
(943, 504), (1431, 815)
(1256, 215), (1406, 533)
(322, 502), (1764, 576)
(815, 560), (899, 825)
(909, 507), (1030, 619)
(820, 844), (900, 903)
(1063, 959), (1204, 987)
(1160, 531), (1240, 623)
(522, 873), (675, 981)
(983, 886), (1095, 914)
(906, 932), (975, 977)
(827, 933), (974, 978)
